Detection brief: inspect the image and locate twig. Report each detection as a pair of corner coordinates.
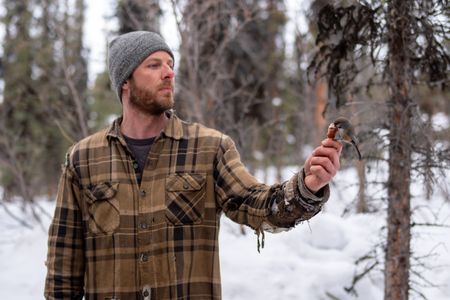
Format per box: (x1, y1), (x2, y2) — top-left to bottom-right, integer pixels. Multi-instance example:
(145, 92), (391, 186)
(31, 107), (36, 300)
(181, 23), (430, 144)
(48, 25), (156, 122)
(344, 260), (379, 296)
(54, 119), (75, 144)
(0, 201), (33, 230)
(411, 222), (450, 228)
(169, 0), (182, 36)
(325, 291), (342, 300)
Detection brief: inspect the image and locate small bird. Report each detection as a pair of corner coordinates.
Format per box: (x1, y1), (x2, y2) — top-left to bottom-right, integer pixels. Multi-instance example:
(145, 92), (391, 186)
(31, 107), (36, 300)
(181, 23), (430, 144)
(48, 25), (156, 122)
(327, 117), (362, 160)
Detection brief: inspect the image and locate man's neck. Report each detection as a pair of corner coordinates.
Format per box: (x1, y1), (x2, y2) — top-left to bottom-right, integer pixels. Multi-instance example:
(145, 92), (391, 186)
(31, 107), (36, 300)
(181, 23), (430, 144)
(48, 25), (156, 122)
(121, 108), (169, 139)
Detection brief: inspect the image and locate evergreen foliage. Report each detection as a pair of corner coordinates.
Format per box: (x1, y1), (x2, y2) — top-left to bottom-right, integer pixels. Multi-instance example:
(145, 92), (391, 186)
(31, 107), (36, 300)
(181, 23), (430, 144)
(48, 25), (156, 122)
(0, 0), (89, 200)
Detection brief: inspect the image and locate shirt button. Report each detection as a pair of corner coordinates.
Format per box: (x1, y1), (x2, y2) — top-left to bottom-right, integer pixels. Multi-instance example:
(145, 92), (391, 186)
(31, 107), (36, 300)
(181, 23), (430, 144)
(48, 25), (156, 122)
(133, 162), (139, 169)
(140, 222), (148, 230)
(140, 189), (146, 197)
(183, 184), (189, 189)
(140, 253), (149, 262)
(142, 287), (150, 298)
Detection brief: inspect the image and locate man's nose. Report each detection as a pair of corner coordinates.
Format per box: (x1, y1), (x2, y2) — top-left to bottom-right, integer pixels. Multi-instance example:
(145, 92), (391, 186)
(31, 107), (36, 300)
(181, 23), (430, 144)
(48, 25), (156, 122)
(162, 65), (175, 79)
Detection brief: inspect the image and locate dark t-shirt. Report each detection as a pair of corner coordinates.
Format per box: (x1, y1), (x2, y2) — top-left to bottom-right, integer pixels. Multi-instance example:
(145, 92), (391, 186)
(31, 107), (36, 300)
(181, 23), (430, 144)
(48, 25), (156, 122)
(123, 135), (155, 185)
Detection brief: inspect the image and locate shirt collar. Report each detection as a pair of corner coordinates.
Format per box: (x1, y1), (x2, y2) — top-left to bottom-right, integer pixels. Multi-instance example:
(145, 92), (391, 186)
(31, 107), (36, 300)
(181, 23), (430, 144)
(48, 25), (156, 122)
(106, 110), (184, 142)
(162, 110), (184, 140)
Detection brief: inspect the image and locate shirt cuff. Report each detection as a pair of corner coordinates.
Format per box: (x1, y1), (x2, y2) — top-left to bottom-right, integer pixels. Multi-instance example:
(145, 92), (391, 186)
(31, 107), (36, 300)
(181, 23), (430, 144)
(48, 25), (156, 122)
(297, 168), (330, 203)
(283, 168), (330, 206)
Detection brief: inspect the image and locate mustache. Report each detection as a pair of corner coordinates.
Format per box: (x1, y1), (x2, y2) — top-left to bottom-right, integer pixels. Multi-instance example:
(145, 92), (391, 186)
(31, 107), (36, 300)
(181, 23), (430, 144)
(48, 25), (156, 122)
(158, 80), (174, 90)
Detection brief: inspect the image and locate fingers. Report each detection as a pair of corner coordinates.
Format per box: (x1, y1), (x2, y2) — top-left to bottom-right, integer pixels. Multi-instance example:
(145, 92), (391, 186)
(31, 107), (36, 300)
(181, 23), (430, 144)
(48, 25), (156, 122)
(310, 156), (338, 178)
(309, 165), (333, 183)
(312, 144), (341, 170)
(321, 138), (343, 155)
(306, 139), (342, 173)
(304, 139), (342, 193)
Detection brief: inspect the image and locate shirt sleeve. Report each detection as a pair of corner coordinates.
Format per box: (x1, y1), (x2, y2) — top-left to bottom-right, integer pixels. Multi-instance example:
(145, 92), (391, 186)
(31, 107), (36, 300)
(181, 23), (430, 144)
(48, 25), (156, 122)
(44, 155), (85, 299)
(213, 134), (329, 232)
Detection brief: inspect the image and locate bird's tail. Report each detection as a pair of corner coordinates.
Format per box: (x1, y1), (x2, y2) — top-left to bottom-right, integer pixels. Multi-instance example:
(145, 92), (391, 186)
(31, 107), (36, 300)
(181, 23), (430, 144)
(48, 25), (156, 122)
(351, 140), (362, 160)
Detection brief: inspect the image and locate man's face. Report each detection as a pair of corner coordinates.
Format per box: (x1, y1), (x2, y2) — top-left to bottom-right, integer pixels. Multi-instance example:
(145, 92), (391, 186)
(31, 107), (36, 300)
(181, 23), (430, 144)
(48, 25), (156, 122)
(126, 51), (175, 116)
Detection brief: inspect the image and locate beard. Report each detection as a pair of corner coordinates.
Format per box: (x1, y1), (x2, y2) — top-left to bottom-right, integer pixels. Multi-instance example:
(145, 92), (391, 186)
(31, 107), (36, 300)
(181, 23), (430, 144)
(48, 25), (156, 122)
(128, 78), (174, 116)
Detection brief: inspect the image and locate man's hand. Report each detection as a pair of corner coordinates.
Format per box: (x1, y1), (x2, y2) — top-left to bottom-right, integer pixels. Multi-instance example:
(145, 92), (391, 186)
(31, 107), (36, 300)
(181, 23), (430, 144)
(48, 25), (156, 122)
(304, 139), (342, 193)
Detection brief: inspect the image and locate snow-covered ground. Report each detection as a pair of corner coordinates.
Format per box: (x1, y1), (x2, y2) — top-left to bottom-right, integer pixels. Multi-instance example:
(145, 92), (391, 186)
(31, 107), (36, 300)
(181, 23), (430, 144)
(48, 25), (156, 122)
(222, 166), (450, 300)
(0, 166), (449, 299)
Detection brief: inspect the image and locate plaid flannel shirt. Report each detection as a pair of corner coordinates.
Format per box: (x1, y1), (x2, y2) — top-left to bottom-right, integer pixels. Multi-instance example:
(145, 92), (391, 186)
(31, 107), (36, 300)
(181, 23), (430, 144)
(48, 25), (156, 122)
(45, 112), (329, 300)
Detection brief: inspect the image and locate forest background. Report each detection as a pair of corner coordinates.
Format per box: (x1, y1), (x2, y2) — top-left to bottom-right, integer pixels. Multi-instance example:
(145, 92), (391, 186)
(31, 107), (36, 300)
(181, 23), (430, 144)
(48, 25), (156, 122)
(0, 0), (449, 300)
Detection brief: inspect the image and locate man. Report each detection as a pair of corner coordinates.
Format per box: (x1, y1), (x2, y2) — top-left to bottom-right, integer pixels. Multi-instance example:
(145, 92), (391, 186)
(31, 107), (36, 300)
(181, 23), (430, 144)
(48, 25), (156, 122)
(45, 31), (342, 300)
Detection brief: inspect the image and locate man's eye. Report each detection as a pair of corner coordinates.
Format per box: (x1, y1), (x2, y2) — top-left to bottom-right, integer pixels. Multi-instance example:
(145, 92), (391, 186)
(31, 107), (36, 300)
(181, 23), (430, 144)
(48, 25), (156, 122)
(148, 64), (160, 68)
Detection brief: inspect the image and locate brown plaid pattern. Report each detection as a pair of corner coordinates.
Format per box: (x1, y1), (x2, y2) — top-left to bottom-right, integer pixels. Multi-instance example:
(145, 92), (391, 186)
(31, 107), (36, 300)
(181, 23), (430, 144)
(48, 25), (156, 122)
(45, 113), (329, 300)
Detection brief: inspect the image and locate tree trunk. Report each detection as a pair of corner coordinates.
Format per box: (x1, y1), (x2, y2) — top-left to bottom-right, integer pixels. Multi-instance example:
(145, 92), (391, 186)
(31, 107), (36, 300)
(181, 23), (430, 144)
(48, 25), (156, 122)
(351, 101), (367, 213)
(384, 1), (413, 299)
(314, 77), (327, 146)
(356, 160), (367, 213)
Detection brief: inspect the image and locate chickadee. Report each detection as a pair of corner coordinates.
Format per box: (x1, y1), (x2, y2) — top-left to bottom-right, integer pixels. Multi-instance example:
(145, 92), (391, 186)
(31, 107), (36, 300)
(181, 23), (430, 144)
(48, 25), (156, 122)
(327, 117), (362, 160)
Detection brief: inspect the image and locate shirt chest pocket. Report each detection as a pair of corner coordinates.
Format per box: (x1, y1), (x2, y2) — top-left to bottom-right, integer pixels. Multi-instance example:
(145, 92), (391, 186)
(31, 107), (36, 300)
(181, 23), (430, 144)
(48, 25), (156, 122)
(165, 173), (206, 225)
(84, 182), (120, 235)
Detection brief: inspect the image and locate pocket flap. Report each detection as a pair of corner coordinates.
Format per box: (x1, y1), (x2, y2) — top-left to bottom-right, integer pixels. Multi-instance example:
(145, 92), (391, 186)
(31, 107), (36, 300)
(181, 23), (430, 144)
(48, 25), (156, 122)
(166, 173), (205, 192)
(85, 182), (119, 203)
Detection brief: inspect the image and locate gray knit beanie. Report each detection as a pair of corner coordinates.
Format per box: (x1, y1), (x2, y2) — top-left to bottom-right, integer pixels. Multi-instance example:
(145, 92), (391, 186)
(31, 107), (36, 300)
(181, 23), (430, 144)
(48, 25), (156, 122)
(108, 31), (174, 101)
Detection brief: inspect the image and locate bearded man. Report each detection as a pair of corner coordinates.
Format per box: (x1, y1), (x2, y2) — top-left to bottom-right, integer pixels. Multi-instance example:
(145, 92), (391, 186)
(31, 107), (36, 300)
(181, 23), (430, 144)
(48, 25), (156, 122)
(45, 31), (342, 300)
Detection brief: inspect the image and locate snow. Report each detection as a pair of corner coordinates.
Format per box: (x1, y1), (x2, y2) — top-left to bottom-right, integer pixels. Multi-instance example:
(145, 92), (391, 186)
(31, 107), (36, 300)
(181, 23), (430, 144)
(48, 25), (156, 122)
(220, 212), (385, 300)
(2, 2), (448, 297)
(0, 200), (54, 299)
(432, 112), (449, 130)
(0, 166), (449, 299)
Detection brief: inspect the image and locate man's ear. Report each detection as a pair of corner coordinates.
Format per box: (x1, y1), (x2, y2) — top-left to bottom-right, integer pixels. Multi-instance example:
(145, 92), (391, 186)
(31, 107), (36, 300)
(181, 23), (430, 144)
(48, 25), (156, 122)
(122, 79), (129, 91)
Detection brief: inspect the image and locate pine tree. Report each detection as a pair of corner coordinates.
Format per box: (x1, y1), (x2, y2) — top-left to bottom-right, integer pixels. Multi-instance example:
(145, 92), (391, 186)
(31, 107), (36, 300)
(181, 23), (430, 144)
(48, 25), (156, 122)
(34, 0), (69, 195)
(0, 0), (44, 201)
(0, 0), (90, 203)
(309, 1), (449, 299)
(59, 0), (89, 140)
